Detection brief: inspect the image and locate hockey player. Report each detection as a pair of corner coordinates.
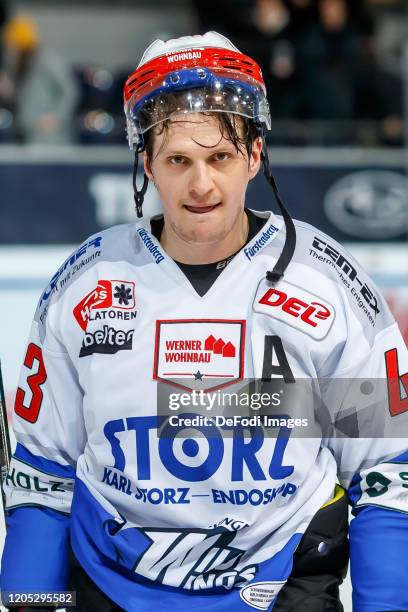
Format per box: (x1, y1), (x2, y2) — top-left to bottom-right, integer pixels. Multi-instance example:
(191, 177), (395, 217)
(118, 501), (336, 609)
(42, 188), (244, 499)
(1, 32), (408, 612)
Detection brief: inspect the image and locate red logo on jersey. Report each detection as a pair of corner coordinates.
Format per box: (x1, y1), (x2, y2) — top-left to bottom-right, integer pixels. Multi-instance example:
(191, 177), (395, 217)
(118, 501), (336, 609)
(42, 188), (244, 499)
(154, 319), (245, 391)
(258, 288), (332, 327)
(385, 348), (408, 416)
(164, 335), (236, 363)
(73, 280), (135, 330)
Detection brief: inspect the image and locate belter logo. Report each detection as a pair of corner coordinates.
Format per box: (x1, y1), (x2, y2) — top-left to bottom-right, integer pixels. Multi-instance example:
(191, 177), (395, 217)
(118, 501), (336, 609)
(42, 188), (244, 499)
(73, 280), (136, 330)
(154, 319), (245, 391)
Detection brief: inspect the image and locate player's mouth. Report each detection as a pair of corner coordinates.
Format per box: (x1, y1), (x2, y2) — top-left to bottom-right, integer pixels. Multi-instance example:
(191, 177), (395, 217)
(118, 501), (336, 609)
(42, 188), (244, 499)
(184, 203), (221, 214)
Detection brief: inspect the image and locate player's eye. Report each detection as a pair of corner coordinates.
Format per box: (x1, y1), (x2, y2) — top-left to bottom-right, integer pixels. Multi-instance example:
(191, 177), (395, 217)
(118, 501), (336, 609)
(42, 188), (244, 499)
(169, 155), (186, 165)
(212, 152), (230, 162)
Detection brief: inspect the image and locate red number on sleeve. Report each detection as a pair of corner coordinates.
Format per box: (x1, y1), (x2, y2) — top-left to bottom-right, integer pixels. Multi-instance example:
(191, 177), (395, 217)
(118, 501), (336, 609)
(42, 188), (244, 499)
(15, 343), (47, 423)
(385, 348), (408, 417)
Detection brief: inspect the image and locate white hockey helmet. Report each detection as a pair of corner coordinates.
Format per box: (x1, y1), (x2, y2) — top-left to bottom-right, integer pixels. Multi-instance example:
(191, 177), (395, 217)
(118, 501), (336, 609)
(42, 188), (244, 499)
(123, 31), (271, 150)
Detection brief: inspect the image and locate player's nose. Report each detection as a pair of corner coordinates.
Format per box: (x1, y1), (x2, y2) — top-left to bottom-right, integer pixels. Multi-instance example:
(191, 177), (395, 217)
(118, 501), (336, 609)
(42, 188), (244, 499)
(188, 161), (215, 200)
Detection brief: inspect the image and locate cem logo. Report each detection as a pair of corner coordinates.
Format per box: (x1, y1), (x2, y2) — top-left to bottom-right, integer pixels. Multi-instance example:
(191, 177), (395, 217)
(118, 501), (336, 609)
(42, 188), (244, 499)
(154, 319), (245, 391)
(324, 170), (408, 239)
(73, 280), (136, 330)
(79, 325), (134, 357)
(254, 281), (335, 340)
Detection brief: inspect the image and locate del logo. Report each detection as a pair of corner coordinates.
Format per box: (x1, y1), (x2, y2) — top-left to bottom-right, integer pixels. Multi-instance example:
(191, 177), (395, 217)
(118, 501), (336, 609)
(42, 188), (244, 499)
(79, 325), (134, 357)
(254, 281), (335, 340)
(73, 280), (135, 330)
(154, 319), (245, 391)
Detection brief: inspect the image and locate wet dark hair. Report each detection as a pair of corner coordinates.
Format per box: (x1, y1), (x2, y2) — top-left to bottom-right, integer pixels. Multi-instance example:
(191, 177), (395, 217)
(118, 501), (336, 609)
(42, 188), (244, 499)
(143, 111), (262, 166)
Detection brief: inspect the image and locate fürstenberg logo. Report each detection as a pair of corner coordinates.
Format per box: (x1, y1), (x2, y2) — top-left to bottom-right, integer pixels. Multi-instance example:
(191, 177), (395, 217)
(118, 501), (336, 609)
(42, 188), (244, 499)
(244, 225), (279, 261)
(137, 228), (165, 264)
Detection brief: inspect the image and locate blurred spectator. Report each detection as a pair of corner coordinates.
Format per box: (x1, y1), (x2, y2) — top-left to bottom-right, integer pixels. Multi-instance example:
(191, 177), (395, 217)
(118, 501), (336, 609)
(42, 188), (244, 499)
(192, 0), (405, 145)
(253, 0), (291, 36)
(353, 4), (404, 144)
(191, 0), (303, 118)
(0, 1), (404, 146)
(0, 15), (40, 113)
(295, 0), (361, 119)
(74, 65), (124, 145)
(0, 15), (78, 143)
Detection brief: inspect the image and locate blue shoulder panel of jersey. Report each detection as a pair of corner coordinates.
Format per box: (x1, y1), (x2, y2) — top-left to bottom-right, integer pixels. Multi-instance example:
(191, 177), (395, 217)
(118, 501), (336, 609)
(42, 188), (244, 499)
(348, 450), (408, 509)
(350, 505), (408, 612)
(0, 506), (70, 593)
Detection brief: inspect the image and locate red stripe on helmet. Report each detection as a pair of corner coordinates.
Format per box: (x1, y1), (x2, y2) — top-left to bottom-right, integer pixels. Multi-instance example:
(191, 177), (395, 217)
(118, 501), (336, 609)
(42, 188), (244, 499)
(124, 47), (265, 107)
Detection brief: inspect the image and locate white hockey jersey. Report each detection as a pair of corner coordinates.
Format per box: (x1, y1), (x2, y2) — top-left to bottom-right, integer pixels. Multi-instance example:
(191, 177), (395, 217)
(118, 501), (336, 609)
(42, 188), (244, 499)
(2, 210), (408, 611)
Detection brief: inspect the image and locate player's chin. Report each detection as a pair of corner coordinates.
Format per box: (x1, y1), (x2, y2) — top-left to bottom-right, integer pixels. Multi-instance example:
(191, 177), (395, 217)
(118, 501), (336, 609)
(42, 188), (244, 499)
(183, 217), (225, 243)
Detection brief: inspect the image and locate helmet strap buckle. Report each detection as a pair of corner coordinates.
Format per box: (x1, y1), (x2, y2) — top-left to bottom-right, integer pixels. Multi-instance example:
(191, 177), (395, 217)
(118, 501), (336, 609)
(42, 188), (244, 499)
(132, 149), (149, 218)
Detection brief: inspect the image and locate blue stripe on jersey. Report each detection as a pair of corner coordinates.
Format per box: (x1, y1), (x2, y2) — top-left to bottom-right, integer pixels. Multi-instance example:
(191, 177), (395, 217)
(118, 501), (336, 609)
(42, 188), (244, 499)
(350, 506), (408, 611)
(71, 477), (302, 611)
(0, 506), (70, 593)
(348, 449), (408, 514)
(14, 442), (76, 479)
(348, 473), (363, 508)
(387, 449), (408, 463)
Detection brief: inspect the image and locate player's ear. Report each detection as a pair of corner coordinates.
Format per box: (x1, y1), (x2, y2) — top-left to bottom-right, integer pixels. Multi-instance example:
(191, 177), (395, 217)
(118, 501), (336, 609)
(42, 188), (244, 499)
(143, 152), (154, 181)
(248, 137), (263, 180)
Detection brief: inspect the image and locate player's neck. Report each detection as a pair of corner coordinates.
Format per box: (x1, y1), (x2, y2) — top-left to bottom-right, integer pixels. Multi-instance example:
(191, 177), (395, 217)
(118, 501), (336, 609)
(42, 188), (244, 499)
(160, 210), (249, 265)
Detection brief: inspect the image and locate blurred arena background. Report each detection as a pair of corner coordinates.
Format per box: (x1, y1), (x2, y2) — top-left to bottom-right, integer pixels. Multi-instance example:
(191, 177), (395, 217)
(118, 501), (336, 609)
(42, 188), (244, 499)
(0, 1), (407, 610)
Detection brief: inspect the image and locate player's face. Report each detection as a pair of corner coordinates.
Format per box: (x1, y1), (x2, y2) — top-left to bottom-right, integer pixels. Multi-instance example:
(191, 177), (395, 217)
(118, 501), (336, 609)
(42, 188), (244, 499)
(144, 113), (262, 261)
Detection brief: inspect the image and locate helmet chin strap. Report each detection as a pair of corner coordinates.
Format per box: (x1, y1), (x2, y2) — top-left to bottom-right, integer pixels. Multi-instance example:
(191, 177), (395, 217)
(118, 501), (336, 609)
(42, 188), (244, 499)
(261, 140), (297, 286)
(132, 149), (149, 218)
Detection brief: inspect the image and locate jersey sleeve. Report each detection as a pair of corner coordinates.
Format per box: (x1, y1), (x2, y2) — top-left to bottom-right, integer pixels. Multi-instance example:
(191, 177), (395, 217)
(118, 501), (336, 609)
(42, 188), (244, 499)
(1, 290), (86, 594)
(320, 279), (408, 611)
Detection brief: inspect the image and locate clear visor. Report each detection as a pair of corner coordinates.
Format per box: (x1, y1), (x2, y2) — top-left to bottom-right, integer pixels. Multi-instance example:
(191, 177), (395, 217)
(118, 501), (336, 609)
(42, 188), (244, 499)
(126, 81), (271, 148)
